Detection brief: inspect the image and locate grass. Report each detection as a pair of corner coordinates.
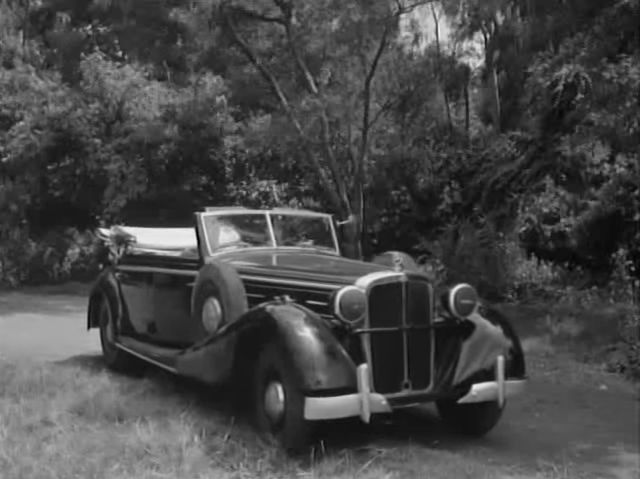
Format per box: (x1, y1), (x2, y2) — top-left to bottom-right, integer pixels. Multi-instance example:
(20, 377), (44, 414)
(497, 296), (639, 380)
(1, 283), (637, 479)
(0, 357), (569, 479)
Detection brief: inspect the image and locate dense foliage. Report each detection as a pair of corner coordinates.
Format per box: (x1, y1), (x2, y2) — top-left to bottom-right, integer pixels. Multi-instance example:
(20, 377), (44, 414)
(0, 0), (638, 304)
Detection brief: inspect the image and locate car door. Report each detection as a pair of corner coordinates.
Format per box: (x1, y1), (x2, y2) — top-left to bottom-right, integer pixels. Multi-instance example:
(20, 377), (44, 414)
(150, 269), (199, 347)
(115, 265), (155, 336)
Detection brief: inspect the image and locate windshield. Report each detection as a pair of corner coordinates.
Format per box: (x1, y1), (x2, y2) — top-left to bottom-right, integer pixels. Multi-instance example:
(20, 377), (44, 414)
(271, 214), (336, 251)
(203, 213), (272, 250)
(201, 212), (338, 254)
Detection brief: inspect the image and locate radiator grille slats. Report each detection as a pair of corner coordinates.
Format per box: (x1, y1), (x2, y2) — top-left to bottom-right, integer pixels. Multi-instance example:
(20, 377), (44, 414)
(367, 277), (432, 394)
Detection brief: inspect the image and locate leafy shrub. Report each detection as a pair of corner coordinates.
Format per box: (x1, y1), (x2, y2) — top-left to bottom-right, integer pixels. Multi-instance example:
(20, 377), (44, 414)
(537, 247), (640, 379)
(423, 219), (512, 300)
(0, 228), (100, 288)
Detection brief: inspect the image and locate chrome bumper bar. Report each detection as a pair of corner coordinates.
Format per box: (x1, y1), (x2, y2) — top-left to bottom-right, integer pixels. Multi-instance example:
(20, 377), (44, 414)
(303, 355), (526, 422)
(456, 354), (526, 406)
(304, 364), (391, 423)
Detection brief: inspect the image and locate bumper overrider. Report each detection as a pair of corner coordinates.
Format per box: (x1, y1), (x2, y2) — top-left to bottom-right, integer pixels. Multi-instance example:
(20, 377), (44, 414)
(303, 355), (526, 422)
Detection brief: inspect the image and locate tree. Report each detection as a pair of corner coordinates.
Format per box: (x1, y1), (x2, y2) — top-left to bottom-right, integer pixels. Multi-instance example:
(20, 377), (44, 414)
(186, 0), (437, 258)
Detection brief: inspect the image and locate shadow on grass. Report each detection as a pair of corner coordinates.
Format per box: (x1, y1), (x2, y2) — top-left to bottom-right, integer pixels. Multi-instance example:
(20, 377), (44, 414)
(54, 354), (107, 373)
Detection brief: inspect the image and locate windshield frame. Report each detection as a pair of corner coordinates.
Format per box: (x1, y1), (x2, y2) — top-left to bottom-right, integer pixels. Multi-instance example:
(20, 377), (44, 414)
(199, 209), (341, 257)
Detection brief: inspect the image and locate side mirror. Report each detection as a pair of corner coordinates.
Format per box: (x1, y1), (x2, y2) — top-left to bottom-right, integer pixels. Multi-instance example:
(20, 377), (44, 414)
(336, 214), (356, 227)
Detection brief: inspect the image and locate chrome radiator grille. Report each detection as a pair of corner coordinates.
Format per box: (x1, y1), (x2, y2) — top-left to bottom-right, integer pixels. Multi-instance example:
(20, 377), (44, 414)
(365, 276), (433, 394)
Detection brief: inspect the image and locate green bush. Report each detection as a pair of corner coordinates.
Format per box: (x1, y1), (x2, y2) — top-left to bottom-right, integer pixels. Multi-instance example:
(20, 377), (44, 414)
(0, 228), (100, 288)
(533, 247), (640, 380)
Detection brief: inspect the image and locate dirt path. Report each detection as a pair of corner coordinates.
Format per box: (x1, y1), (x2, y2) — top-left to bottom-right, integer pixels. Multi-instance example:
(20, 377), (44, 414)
(0, 283), (100, 362)
(0, 284), (637, 478)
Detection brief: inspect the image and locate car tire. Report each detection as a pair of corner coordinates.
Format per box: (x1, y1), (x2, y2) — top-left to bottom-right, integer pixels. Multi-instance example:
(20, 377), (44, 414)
(252, 342), (312, 452)
(98, 298), (142, 374)
(436, 399), (504, 437)
(192, 261), (248, 337)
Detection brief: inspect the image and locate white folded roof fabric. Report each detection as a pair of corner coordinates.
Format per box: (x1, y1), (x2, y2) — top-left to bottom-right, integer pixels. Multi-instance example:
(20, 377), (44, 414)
(98, 226), (197, 251)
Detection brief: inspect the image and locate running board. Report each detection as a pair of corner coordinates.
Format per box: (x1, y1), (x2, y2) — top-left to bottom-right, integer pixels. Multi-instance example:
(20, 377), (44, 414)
(116, 337), (183, 373)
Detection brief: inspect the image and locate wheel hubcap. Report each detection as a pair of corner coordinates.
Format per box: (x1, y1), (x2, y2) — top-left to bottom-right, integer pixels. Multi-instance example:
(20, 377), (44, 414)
(202, 297), (223, 333)
(264, 380), (286, 426)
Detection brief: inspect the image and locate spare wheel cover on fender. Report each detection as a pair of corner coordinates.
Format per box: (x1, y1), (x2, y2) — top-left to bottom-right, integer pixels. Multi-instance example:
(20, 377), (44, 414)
(191, 261), (248, 334)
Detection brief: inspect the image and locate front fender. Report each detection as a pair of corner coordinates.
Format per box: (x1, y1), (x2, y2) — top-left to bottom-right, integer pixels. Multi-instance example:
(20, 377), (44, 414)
(175, 300), (358, 393)
(451, 304), (527, 387)
(259, 302), (357, 393)
(480, 304), (526, 378)
(86, 268), (123, 330)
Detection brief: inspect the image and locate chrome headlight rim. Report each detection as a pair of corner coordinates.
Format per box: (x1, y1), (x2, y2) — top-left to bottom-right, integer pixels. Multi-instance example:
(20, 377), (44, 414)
(446, 283), (479, 319)
(333, 285), (367, 325)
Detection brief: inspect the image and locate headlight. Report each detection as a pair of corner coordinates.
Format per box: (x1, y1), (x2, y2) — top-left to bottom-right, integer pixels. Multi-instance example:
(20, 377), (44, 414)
(334, 286), (367, 324)
(443, 283), (478, 319)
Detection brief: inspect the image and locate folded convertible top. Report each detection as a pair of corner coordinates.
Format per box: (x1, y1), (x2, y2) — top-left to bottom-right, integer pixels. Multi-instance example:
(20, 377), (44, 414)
(98, 226), (197, 251)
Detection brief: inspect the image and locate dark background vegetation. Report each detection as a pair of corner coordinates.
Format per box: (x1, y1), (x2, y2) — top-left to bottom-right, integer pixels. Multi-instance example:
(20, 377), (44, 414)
(0, 0), (638, 375)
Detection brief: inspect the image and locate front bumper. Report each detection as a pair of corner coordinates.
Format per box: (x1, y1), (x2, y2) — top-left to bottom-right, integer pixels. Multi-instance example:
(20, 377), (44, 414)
(303, 355), (526, 422)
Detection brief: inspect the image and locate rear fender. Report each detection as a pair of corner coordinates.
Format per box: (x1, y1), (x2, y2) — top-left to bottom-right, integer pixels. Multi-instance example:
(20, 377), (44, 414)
(87, 268), (124, 330)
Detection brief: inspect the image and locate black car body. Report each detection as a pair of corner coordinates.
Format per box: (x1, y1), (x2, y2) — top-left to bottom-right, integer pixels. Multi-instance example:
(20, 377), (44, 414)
(87, 207), (527, 449)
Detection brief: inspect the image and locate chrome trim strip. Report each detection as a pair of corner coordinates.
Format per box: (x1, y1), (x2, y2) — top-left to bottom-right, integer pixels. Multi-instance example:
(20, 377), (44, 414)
(357, 363), (372, 422)
(496, 354), (506, 407)
(208, 246), (341, 258)
(240, 274), (339, 290)
(114, 266), (340, 291)
(305, 300), (328, 306)
(401, 280), (411, 390)
(118, 265), (197, 276)
(115, 343), (178, 374)
(265, 213), (278, 248)
(355, 271), (404, 289)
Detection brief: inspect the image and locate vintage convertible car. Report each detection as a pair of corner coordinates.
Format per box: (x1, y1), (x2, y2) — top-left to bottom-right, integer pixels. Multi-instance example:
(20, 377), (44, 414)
(87, 207), (526, 450)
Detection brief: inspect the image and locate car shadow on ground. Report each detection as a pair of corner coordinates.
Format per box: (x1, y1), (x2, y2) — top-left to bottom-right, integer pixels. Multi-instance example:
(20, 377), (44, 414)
(54, 353), (108, 373)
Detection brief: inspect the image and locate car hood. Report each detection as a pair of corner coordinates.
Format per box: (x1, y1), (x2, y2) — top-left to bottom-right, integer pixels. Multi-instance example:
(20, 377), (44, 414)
(216, 249), (391, 286)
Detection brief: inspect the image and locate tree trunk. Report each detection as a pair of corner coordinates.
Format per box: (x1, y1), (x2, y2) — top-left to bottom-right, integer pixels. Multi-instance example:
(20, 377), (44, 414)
(431, 3), (452, 134)
(491, 66), (501, 130)
(464, 80), (470, 140)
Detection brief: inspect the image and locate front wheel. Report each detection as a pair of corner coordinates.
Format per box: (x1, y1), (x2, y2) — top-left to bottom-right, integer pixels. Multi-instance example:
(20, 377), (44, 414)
(98, 299), (142, 374)
(436, 399), (504, 437)
(252, 342), (313, 452)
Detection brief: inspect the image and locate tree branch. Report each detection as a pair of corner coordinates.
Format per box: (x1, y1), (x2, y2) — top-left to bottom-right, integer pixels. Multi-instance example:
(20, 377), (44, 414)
(367, 98), (395, 130)
(228, 5), (285, 25)
(271, 0), (350, 209)
(220, 6), (344, 213)
(356, 19), (391, 190)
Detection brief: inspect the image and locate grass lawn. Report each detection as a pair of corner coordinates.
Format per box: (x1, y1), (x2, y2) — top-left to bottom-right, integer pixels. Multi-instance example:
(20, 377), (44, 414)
(0, 356), (530, 479)
(1, 351), (636, 479)
(0, 285), (637, 479)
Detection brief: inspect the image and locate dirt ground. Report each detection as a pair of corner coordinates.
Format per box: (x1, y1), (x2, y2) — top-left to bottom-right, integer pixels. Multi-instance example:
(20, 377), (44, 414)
(0, 283), (638, 478)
